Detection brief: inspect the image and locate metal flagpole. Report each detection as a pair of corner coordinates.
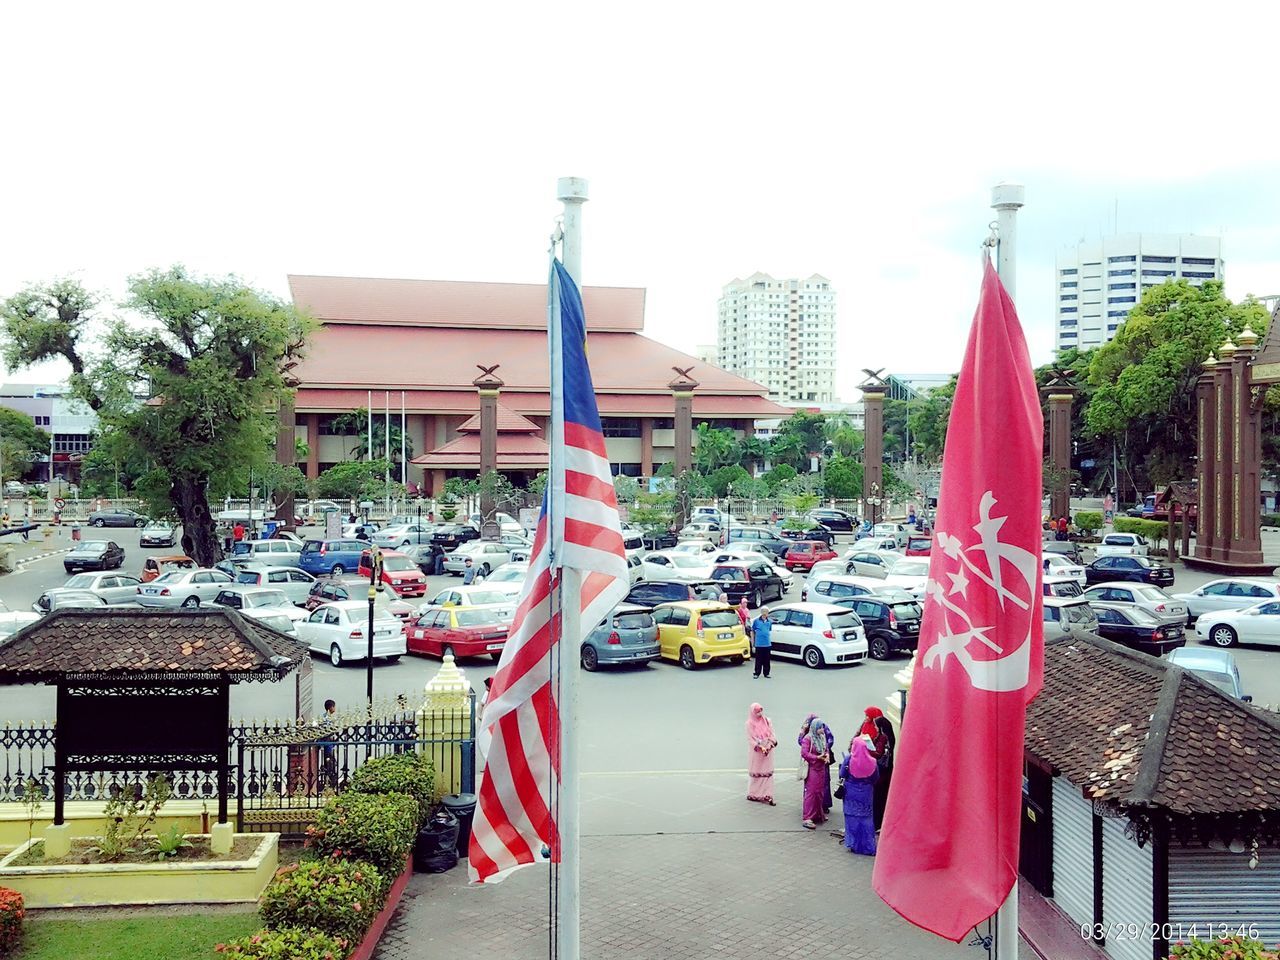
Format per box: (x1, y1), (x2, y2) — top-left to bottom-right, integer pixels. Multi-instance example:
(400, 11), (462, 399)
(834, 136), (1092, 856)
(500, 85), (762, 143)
(990, 181), (1025, 960)
(400, 391), (407, 503)
(366, 391), (373, 463)
(555, 175), (588, 960)
(384, 391), (391, 516)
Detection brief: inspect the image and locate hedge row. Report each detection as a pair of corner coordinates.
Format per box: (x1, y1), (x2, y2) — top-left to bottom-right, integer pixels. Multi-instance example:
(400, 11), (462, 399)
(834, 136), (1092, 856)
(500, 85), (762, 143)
(217, 752), (431, 959)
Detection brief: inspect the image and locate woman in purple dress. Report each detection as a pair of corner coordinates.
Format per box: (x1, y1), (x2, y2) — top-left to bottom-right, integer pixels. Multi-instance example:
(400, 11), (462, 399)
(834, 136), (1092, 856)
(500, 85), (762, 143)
(799, 717), (831, 829)
(838, 737), (879, 855)
(797, 714), (835, 812)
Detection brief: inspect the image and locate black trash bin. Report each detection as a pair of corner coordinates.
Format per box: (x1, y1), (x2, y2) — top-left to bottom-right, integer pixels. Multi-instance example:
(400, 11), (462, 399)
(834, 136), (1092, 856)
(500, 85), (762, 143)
(441, 793), (477, 859)
(414, 809), (459, 873)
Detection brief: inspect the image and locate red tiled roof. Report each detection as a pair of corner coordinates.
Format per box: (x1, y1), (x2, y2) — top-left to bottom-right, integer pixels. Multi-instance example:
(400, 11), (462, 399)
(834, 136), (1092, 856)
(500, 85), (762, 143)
(289, 275), (645, 332)
(456, 404), (540, 434)
(1027, 634), (1280, 815)
(412, 432), (549, 470)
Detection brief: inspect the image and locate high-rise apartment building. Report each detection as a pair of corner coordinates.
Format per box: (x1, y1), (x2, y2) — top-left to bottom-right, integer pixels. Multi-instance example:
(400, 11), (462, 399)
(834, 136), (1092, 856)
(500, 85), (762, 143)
(1055, 234), (1223, 353)
(716, 272), (836, 403)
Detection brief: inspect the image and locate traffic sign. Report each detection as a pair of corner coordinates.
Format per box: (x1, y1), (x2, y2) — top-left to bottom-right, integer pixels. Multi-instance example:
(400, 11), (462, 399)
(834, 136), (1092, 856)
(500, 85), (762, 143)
(53, 498), (66, 509)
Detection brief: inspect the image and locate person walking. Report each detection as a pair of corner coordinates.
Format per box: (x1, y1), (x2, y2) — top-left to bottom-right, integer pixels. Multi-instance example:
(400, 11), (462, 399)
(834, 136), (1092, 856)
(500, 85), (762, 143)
(462, 557), (477, 585)
(745, 703), (777, 805)
(749, 608), (773, 678)
(799, 717), (831, 829)
(736, 596), (750, 628)
(232, 521), (245, 543)
(837, 736), (879, 855)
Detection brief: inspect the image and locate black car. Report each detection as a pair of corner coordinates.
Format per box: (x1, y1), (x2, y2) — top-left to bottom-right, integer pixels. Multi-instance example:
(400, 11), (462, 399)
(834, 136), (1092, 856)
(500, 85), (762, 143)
(1091, 602), (1186, 656)
(641, 530), (679, 551)
(624, 580), (721, 606)
(63, 539), (125, 572)
(86, 508), (149, 528)
(708, 562), (785, 607)
(724, 528), (791, 559)
(809, 508), (857, 533)
(1042, 540), (1084, 565)
(779, 525), (835, 546)
(432, 524), (481, 551)
(836, 596), (924, 660)
(1084, 555), (1174, 587)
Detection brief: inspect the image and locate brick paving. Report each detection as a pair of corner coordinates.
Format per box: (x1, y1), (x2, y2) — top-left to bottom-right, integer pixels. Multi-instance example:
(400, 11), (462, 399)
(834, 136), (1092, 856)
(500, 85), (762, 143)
(376, 829), (1023, 959)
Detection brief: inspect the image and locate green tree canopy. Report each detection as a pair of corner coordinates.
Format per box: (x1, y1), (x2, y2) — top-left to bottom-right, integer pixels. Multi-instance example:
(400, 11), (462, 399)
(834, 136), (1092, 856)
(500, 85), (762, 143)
(821, 455), (862, 499)
(692, 422), (738, 472)
(0, 408), (51, 484)
(331, 408), (414, 463)
(705, 464), (750, 498)
(0, 269), (313, 564)
(762, 463), (797, 492)
(315, 459), (395, 501)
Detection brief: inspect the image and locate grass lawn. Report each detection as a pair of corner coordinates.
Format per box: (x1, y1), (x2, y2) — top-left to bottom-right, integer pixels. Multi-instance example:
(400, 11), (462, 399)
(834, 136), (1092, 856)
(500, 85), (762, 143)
(18, 912), (260, 960)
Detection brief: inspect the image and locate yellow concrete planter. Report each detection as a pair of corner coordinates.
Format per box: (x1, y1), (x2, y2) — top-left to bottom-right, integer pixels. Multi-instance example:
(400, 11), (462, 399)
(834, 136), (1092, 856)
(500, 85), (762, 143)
(0, 832), (278, 908)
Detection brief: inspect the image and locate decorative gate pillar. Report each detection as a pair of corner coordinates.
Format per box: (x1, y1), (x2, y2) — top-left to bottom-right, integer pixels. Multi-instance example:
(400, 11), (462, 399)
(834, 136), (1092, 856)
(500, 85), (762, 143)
(669, 366), (698, 529)
(474, 364), (503, 539)
(1195, 356), (1219, 562)
(1042, 368), (1077, 524)
(860, 370), (888, 525)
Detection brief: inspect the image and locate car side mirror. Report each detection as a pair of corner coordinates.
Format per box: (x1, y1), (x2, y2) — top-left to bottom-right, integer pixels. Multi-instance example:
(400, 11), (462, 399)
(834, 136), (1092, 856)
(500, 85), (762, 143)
(1243, 694), (1253, 702)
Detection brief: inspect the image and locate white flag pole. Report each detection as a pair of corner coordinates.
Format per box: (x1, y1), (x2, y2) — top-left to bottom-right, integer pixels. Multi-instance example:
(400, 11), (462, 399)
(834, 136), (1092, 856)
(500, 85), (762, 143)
(400, 390), (407, 505)
(990, 181), (1025, 960)
(366, 391), (373, 463)
(384, 391), (391, 516)
(555, 175), (588, 960)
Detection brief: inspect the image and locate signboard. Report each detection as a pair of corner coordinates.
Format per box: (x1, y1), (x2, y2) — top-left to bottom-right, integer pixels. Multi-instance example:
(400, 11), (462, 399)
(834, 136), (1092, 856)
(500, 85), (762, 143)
(58, 688), (225, 768)
(325, 512), (342, 540)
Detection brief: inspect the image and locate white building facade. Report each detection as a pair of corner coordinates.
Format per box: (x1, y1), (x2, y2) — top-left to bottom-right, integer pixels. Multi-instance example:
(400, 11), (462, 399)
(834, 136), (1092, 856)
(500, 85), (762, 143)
(1055, 234), (1223, 353)
(716, 272), (837, 403)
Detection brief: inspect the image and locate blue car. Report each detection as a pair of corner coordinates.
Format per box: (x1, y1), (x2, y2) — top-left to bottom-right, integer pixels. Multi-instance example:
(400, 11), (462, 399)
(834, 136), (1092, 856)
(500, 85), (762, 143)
(298, 538), (371, 577)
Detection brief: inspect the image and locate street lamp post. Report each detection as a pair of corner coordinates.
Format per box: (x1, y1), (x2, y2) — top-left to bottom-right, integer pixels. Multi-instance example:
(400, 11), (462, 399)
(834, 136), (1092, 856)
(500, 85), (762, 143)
(366, 545), (382, 713)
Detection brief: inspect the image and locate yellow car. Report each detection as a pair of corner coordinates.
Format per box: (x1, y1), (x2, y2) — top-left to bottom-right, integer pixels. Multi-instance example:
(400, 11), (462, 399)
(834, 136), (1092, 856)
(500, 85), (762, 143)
(651, 601), (750, 670)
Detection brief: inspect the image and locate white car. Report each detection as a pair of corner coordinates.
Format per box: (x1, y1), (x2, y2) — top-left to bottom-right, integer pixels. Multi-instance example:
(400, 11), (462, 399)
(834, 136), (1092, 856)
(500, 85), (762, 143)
(484, 563), (530, 599)
(677, 521), (721, 543)
(802, 560), (849, 596)
(231, 538), (303, 568)
(500, 533), (535, 563)
(671, 539), (717, 556)
(762, 602), (869, 669)
(641, 551), (713, 582)
(232, 565), (318, 605)
(712, 549), (793, 588)
(372, 524), (435, 549)
(211, 587), (310, 623)
(851, 537), (901, 555)
(444, 540), (516, 576)
(841, 549), (899, 579)
(423, 585), (516, 614)
(801, 573), (885, 603)
(1194, 599), (1280, 648)
(295, 600), (406, 667)
(626, 553), (644, 584)
(1174, 578), (1280, 621)
(873, 523), (908, 547)
(135, 568), (236, 608)
(885, 558), (931, 598)
(0, 611), (41, 636)
(35, 572), (144, 611)
(1043, 553), (1086, 586)
(1094, 533), (1150, 557)
(469, 512), (525, 536)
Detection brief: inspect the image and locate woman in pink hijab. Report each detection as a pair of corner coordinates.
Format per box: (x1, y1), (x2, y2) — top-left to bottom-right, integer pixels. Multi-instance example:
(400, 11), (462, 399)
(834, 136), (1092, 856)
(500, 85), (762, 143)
(745, 703), (777, 805)
(838, 736), (880, 855)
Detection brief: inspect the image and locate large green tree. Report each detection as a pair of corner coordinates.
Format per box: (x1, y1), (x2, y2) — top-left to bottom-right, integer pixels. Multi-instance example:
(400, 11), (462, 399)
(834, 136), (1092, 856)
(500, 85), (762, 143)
(1, 269), (313, 564)
(0, 408), (51, 484)
(821, 455), (862, 499)
(1085, 280), (1269, 490)
(692, 422), (737, 472)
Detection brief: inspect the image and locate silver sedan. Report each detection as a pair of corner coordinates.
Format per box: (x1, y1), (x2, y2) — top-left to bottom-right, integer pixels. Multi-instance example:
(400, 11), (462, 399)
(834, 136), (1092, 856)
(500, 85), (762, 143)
(1081, 582), (1187, 627)
(134, 568), (236, 608)
(35, 572), (144, 611)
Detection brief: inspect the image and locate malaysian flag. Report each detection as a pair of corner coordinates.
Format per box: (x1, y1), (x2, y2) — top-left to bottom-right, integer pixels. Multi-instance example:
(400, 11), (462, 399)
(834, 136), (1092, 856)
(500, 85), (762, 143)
(468, 259), (629, 883)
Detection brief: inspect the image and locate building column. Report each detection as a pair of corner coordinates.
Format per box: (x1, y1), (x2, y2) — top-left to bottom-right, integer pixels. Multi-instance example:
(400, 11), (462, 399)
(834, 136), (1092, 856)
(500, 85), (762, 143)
(1213, 342), (1236, 563)
(861, 377), (887, 524)
(1230, 328), (1264, 565)
(639, 417), (654, 480)
(1194, 360), (1218, 563)
(474, 365), (503, 539)
(1043, 386), (1077, 522)
(429, 469), (445, 499)
(305, 414), (320, 480)
(669, 367), (700, 529)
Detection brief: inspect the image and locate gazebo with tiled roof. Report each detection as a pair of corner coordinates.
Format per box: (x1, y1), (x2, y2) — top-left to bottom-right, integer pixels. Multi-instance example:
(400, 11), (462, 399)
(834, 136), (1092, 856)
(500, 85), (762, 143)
(0, 608), (305, 832)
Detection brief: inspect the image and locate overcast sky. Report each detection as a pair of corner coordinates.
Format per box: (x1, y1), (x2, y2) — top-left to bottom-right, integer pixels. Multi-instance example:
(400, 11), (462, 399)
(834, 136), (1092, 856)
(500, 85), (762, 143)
(3, 1), (1278, 399)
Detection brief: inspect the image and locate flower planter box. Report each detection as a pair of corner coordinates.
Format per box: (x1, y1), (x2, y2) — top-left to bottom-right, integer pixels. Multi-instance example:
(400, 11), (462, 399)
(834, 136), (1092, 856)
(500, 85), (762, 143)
(0, 833), (278, 908)
(347, 856), (412, 960)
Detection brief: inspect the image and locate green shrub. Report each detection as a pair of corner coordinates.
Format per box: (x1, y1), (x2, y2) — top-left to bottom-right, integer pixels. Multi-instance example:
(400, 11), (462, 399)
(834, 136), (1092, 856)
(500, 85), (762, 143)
(1074, 511), (1103, 536)
(260, 859), (385, 944)
(1168, 935), (1278, 960)
(1112, 516), (1143, 535)
(1264, 513), (1280, 527)
(347, 753), (436, 823)
(0, 887), (23, 956)
(215, 926), (350, 959)
(306, 791), (417, 878)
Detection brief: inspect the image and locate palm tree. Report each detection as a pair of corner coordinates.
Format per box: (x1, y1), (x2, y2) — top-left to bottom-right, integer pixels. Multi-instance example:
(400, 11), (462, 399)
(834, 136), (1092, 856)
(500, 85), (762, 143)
(693, 423), (736, 472)
(735, 435), (770, 474)
(823, 414), (863, 459)
(331, 408), (414, 463)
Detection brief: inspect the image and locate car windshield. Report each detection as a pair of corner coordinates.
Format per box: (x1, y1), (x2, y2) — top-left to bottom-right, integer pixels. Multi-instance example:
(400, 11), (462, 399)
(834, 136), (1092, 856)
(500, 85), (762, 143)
(908, 538), (930, 550)
(382, 556), (416, 572)
(713, 567), (748, 582)
(77, 541), (109, 552)
(1187, 669), (1237, 695)
(236, 572), (262, 584)
(827, 612), (862, 631)
(145, 522), (170, 530)
(700, 611), (739, 628)
(64, 574), (97, 589)
(890, 602), (923, 620)
(455, 609), (504, 627)
(151, 572), (181, 584)
(489, 567), (526, 583)
(1134, 587), (1165, 601)
(465, 590), (507, 606)
(893, 561), (929, 577)
(1102, 535), (1132, 545)
(246, 591), (289, 608)
(1125, 607), (1157, 624)
(671, 556), (706, 569)
(1063, 603), (1095, 624)
(613, 612), (654, 629)
(255, 614), (295, 634)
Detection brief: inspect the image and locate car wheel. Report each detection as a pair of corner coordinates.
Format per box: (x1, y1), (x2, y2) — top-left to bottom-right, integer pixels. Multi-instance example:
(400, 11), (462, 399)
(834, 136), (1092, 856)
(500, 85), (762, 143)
(443, 644), (457, 660)
(135, 519), (147, 528)
(329, 645), (344, 667)
(729, 654), (744, 665)
(803, 646), (824, 669)
(1208, 624), (1238, 648)
(581, 646), (599, 671)
(751, 588), (762, 608)
(330, 564), (345, 576)
(181, 596), (200, 609)
(490, 652), (502, 662)
(383, 655), (401, 664)
(869, 636), (891, 661)
(92, 518), (105, 527)
(679, 645), (697, 670)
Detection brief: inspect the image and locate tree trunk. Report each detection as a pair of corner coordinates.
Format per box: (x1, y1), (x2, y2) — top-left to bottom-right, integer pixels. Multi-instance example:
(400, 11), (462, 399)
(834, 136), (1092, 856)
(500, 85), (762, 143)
(172, 473), (222, 567)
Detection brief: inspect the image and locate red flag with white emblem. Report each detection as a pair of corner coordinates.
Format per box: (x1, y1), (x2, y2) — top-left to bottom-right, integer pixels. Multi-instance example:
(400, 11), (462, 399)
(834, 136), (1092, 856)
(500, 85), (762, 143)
(872, 259), (1044, 941)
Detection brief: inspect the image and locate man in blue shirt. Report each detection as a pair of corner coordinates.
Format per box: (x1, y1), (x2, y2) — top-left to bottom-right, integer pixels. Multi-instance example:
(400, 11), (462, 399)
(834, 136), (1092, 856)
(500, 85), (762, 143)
(750, 608), (773, 679)
(462, 557), (477, 585)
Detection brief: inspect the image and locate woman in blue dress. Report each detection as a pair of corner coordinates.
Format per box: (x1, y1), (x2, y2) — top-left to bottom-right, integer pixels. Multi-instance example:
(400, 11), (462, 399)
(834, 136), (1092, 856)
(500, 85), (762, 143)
(838, 736), (879, 855)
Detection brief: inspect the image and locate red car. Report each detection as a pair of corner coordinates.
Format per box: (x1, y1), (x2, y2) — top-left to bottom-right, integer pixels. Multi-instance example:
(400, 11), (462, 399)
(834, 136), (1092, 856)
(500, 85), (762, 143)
(406, 606), (510, 661)
(783, 540), (837, 571)
(905, 534), (932, 557)
(358, 549), (427, 597)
